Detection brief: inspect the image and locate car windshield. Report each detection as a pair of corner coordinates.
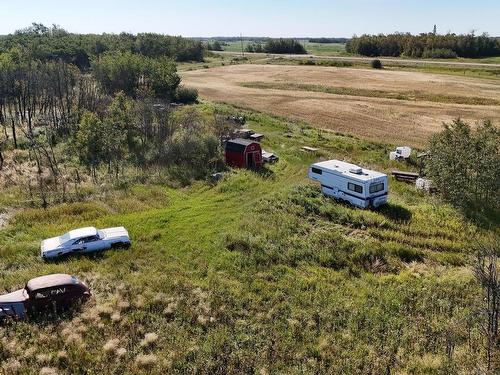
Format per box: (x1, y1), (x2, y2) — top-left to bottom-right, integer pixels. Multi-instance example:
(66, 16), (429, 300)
(59, 232), (71, 243)
(97, 230), (105, 239)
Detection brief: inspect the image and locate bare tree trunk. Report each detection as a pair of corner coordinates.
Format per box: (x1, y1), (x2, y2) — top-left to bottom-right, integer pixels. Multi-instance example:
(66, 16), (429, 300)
(474, 240), (500, 371)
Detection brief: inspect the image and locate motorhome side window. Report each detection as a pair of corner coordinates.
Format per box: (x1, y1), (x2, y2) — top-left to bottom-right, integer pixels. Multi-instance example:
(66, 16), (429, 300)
(311, 167), (322, 175)
(348, 182), (363, 194)
(369, 183), (384, 194)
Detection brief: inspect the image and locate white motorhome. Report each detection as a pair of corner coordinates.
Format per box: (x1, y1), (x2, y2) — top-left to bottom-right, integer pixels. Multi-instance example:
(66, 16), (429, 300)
(308, 160), (388, 209)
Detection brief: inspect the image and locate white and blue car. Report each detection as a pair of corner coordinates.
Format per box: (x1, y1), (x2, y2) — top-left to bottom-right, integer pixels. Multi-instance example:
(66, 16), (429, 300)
(41, 227), (130, 260)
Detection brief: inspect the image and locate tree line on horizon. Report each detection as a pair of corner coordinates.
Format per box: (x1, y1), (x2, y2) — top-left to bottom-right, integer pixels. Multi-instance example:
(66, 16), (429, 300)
(246, 39), (307, 54)
(0, 23), (205, 71)
(345, 32), (500, 58)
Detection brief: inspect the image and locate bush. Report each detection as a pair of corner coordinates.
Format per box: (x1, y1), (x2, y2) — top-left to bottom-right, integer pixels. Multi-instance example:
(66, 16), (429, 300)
(371, 59), (383, 69)
(422, 48), (458, 59)
(264, 39), (307, 54)
(426, 119), (499, 218)
(175, 86), (198, 104)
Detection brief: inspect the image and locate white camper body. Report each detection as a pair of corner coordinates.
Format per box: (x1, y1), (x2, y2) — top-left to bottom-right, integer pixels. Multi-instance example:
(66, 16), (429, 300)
(390, 146), (412, 161)
(308, 160), (388, 209)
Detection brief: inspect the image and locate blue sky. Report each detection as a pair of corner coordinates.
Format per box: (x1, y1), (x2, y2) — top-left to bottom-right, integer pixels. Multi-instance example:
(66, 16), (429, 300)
(1, 0), (498, 37)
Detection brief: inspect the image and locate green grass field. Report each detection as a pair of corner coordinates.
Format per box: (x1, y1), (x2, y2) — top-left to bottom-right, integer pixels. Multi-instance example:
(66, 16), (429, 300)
(212, 40), (346, 56)
(302, 42), (346, 56)
(0, 103), (494, 373)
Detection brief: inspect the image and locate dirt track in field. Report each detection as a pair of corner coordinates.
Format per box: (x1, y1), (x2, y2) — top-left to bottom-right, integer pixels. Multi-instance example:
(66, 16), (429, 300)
(182, 64), (500, 146)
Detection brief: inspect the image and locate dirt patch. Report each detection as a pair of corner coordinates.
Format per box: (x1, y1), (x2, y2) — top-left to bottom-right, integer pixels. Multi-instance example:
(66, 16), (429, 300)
(182, 64), (500, 147)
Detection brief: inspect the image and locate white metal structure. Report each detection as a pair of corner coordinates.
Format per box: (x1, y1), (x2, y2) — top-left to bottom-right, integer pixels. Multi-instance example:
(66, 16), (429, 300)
(308, 160), (388, 209)
(416, 178), (434, 193)
(262, 150), (279, 163)
(390, 146), (412, 160)
(41, 226), (130, 260)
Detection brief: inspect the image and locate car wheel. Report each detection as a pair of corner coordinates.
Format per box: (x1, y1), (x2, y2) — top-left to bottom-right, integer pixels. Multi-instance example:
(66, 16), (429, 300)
(112, 242), (130, 250)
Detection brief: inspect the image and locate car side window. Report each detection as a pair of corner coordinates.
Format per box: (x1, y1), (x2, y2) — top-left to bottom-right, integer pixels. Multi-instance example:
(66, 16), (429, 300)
(84, 236), (99, 243)
(73, 238), (84, 245)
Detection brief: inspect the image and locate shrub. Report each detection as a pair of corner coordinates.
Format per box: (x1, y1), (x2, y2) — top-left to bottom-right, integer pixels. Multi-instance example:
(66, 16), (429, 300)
(264, 39), (307, 54)
(426, 119), (499, 217)
(371, 59), (383, 69)
(175, 86), (198, 104)
(422, 48), (458, 59)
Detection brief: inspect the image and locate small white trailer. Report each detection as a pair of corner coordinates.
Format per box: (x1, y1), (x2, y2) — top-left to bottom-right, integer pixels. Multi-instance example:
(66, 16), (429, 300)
(390, 146), (412, 161)
(308, 160), (388, 209)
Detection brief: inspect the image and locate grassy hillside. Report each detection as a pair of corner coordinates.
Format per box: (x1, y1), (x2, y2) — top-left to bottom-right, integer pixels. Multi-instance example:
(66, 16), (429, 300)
(0, 103), (494, 374)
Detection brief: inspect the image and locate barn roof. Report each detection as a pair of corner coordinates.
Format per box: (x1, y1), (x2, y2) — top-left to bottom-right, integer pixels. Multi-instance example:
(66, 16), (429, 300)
(225, 138), (258, 153)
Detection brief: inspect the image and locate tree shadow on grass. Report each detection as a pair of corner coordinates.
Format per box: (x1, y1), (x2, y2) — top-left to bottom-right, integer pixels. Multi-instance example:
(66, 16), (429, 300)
(378, 203), (412, 222)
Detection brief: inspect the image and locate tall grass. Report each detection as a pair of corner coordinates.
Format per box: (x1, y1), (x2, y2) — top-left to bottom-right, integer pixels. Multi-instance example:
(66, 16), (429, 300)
(0, 103), (493, 374)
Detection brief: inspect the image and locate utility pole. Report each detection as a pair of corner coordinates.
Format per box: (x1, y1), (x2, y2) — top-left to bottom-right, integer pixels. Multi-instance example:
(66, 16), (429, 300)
(240, 33), (245, 57)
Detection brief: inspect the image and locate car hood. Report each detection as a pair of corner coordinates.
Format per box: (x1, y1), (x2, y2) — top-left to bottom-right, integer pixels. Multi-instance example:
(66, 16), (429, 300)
(100, 227), (129, 239)
(41, 236), (62, 252)
(0, 289), (28, 304)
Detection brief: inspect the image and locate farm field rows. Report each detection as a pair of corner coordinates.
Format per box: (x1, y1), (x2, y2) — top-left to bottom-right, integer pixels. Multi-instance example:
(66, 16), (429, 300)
(182, 64), (500, 147)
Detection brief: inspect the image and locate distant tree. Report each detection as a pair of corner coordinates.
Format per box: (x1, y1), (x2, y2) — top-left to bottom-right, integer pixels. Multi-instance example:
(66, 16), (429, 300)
(74, 111), (105, 180)
(245, 43), (264, 53)
(264, 39), (307, 54)
(371, 59), (382, 69)
(308, 38), (349, 44)
(425, 119), (500, 212)
(346, 32), (500, 58)
(0, 24), (205, 69)
(207, 41), (223, 51)
(92, 52), (180, 99)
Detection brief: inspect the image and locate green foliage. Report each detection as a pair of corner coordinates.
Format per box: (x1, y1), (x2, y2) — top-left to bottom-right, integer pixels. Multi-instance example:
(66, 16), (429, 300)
(264, 39), (307, 54)
(371, 59), (383, 69)
(0, 103), (495, 373)
(74, 111), (105, 169)
(422, 48), (458, 59)
(297, 58), (352, 67)
(426, 119), (500, 220)
(92, 52), (180, 99)
(346, 32), (500, 58)
(0, 24), (205, 70)
(245, 43), (264, 53)
(206, 40), (223, 51)
(175, 86), (198, 104)
(308, 38), (348, 44)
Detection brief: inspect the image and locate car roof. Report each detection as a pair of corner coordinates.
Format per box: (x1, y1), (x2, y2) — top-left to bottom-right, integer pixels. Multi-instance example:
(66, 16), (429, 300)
(26, 274), (79, 292)
(312, 160), (387, 181)
(68, 227), (97, 239)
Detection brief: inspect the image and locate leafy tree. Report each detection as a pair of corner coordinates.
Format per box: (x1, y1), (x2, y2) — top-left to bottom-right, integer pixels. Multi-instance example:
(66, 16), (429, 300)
(346, 32), (500, 58)
(92, 52), (180, 99)
(207, 40), (223, 51)
(74, 111), (104, 179)
(426, 119), (499, 215)
(371, 59), (382, 69)
(0, 23), (205, 70)
(264, 39), (307, 54)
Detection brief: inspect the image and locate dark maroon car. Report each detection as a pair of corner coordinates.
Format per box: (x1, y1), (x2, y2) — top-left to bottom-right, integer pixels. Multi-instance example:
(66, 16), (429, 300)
(0, 274), (91, 320)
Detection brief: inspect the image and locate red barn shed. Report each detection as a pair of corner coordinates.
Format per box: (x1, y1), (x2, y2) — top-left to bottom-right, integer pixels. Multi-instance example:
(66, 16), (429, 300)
(225, 139), (263, 168)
